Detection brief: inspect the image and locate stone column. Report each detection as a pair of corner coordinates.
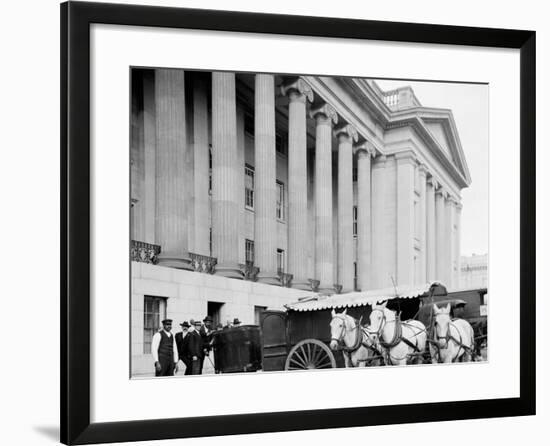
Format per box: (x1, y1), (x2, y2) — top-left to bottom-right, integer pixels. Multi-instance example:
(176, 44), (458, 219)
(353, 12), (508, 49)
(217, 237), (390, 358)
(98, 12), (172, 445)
(454, 201), (463, 288)
(254, 74), (279, 284)
(281, 79), (313, 289)
(355, 141), (375, 291)
(396, 151), (416, 287)
(310, 103), (338, 292)
(426, 176), (438, 281)
(142, 70), (156, 244)
(154, 69), (191, 269)
(435, 186), (447, 283)
(445, 195), (455, 288)
(335, 124), (358, 292)
(192, 74), (210, 256)
(417, 164), (428, 284)
(211, 72), (243, 278)
(371, 155), (387, 289)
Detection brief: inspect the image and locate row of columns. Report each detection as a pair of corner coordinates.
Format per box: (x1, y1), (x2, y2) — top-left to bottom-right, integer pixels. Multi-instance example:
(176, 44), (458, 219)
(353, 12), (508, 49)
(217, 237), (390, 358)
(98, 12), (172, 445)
(145, 69), (461, 292)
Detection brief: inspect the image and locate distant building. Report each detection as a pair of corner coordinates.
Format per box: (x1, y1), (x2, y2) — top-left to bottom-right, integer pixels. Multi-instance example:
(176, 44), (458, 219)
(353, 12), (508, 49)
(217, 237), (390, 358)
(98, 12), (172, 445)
(460, 254), (488, 289)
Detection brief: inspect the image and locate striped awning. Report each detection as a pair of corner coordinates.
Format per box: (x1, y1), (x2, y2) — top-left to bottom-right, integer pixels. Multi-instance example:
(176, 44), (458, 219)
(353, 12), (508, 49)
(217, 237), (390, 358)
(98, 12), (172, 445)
(284, 281), (447, 312)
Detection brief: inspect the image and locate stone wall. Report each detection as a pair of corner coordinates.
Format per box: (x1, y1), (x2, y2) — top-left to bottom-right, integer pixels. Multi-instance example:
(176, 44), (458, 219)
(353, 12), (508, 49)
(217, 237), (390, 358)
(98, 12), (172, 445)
(131, 261), (313, 376)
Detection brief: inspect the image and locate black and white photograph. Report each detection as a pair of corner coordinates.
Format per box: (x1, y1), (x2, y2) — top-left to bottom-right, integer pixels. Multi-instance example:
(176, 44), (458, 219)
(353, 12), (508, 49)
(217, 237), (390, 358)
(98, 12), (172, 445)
(130, 69), (488, 378)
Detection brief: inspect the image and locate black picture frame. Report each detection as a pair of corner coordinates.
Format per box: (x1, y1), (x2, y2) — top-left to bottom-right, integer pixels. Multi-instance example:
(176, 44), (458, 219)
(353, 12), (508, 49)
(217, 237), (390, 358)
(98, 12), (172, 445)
(61, 1), (536, 444)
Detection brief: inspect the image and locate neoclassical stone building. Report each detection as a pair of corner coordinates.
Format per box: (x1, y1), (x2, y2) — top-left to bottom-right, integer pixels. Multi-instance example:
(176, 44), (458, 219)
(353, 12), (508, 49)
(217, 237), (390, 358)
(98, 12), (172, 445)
(130, 69), (470, 374)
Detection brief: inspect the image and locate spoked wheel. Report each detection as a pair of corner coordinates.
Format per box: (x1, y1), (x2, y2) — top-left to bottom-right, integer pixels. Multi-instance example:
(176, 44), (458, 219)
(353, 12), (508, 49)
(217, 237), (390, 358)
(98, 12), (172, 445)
(284, 339), (336, 370)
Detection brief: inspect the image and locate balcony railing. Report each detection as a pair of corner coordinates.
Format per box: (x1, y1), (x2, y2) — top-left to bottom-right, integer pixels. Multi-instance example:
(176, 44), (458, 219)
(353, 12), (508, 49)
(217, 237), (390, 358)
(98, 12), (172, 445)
(239, 261), (260, 281)
(131, 240), (161, 264)
(278, 272), (293, 288)
(189, 252), (217, 274)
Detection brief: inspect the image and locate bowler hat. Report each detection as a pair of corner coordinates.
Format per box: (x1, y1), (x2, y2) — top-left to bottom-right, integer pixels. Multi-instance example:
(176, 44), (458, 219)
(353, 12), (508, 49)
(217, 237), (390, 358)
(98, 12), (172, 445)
(180, 321), (190, 328)
(203, 315), (213, 323)
(233, 318), (241, 325)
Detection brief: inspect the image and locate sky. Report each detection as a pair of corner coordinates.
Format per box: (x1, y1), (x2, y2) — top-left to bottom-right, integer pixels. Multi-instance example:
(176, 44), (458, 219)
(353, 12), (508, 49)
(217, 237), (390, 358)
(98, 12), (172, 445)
(375, 79), (489, 257)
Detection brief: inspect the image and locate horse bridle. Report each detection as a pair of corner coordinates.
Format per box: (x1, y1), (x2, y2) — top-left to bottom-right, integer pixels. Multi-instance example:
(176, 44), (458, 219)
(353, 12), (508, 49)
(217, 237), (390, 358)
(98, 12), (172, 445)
(366, 308), (387, 339)
(330, 314), (367, 353)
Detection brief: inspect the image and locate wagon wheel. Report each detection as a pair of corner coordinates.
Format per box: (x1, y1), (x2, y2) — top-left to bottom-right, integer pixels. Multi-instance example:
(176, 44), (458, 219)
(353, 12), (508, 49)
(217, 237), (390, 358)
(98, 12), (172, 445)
(284, 339), (336, 370)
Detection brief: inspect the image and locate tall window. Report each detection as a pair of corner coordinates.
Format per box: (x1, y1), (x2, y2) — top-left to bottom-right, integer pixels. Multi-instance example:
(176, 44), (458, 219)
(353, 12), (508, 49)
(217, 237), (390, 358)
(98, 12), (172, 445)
(277, 249), (285, 274)
(143, 296), (166, 354)
(353, 206), (358, 237)
(276, 133), (287, 156)
(208, 145), (212, 194)
(245, 164), (255, 210)
(276, 181), (285, 221)
(245, 239), (255, 264)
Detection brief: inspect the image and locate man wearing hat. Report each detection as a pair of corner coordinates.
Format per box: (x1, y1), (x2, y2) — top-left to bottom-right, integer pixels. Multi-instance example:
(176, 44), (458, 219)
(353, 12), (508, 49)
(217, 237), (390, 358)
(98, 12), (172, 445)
(151, 319), (179, 377)
(187, 319), (204, 375)
(200, 316), (215, 373)
(232, 318), (241, 327)
(175, 321), (192, 375)
(200, 316), (214, 356)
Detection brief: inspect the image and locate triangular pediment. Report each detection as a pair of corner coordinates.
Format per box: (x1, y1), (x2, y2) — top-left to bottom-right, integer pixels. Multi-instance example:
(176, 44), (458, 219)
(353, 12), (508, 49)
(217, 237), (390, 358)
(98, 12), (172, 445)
(424, 121), (453, 161)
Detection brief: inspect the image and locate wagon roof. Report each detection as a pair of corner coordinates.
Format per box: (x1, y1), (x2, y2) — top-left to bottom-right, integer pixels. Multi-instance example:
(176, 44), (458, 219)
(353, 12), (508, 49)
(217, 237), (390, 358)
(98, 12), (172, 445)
(284, 281), (447, 312)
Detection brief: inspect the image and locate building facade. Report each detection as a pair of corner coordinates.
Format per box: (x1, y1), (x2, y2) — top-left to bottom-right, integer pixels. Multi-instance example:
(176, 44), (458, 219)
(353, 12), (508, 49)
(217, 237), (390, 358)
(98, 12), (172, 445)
(460, 254), (488, 289)
(130, 69), (471, 375)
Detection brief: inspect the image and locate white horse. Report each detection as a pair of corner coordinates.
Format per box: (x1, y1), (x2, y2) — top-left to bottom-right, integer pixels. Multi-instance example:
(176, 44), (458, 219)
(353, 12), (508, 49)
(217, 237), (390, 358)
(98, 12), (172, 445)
(329, 309), (383, 367)
(367, 302), (427, 366)
(431, 303), (475, 363)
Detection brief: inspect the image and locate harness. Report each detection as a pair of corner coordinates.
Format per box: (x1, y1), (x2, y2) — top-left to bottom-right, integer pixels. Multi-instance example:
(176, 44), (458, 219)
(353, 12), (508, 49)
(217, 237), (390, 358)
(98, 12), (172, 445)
(431, 318), (473, 362)
(367, 309), (425, 364)
(331, 315), (384, 366)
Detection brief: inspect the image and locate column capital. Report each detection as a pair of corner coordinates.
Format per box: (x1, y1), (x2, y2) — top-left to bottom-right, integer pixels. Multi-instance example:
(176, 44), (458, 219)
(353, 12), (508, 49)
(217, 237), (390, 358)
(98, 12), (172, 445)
(372, 153), (387, 168)
(353, 140), (376, 158)
(435, 187), (448, 199)
(310, 103), (338, 125)
(334, 123), (358, 143)
(428, 176), (439, 189)
(394, 150), (416, 165)
(280, 78), (314, 103)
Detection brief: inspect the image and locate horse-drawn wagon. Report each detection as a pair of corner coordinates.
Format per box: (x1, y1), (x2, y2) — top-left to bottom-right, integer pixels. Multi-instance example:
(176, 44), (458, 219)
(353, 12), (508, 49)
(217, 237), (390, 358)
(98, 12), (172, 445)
(261, 281), (452, 370)
(211, 282), (487, 373)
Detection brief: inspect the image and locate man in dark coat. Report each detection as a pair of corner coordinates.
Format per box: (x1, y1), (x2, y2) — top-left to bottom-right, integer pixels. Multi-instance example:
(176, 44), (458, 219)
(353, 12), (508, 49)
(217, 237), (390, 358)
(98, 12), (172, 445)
(200, 315), (214, 358)
(187, 319), (204, 375)
(175, 321), (192, 375)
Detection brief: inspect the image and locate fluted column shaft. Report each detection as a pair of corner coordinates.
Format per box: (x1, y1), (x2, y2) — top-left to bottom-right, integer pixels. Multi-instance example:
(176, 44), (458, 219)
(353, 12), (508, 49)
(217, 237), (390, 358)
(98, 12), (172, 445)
(211, 72), (242, 278)
(435, 187), (446, 282)
(254, 74), (278, 283)
(445, 196), (455, 287)
(417, 165), (427, 284)
(154, 69), (191, 269)
(281, 79), (313, 289)
(311, 104), (338, 291)
(335, 125), (357, 291)
(426, 177), (437, 281)
(192, 74), (210, 256)
(356, 143), (375, 291)
(396, 151), (416, 287)
(454, 202), (462, 287)
(371, 155), (387, 289)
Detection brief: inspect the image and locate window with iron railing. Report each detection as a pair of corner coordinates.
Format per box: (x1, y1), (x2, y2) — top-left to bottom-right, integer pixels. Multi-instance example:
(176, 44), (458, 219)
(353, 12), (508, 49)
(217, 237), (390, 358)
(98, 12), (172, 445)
(276, 181), (285, 221)
(353, 206), (358, 237)
(245, 164), (254, 210)
(245, 239), (255, 264)
(277, 249), (285, 274)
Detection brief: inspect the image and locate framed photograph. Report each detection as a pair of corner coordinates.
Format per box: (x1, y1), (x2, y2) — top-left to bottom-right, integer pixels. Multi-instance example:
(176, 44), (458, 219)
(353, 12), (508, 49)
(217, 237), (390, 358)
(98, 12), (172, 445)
(61, 1), (535, 444)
